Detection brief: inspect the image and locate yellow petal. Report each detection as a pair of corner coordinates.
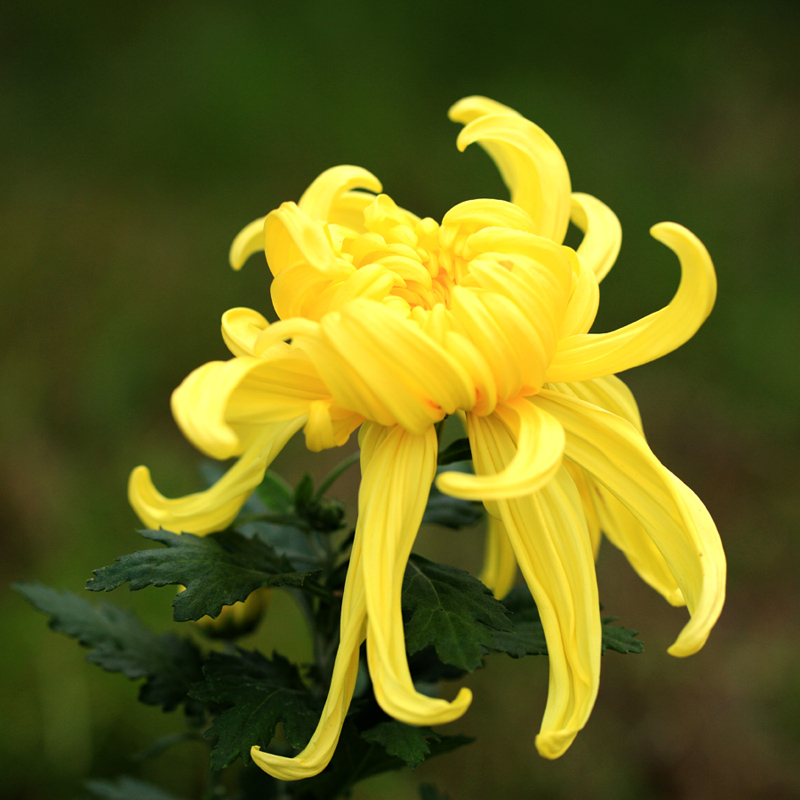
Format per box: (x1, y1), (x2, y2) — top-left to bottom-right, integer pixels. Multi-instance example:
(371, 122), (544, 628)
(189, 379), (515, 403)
(437, 397), (564, 501)
(221, 307), (270, 357)
(171, 355), (327, 460)
(229, 216), (266, 271)
(570, 193), (622, 283)
(128, 420), (303, 535)
(550, 378), (682, 603)
(469, 420), (601, 759)
(359, 422), (472, 725)
(264, 201), (342, 278)
(297, 165), (382, 220)
(252, 534), (368, 780)
(533, 389), (725, 656)
(558, 246), (600, 338)
(449, 97), (572, 243)
(479, 514), (517, 599)
(546, 223), (717, 382)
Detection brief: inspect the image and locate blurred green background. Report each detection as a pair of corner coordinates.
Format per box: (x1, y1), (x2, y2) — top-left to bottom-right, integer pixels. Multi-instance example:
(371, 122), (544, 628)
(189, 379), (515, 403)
(3, 0), (799, 797)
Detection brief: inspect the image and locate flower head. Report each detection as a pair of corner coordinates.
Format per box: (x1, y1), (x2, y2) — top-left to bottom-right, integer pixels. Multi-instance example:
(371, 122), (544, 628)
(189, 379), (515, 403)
(129, 97), (725, 774)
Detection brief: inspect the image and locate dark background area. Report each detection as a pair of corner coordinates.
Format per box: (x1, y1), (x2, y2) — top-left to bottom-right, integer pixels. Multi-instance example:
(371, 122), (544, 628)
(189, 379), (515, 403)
(2, 1), (799, 798)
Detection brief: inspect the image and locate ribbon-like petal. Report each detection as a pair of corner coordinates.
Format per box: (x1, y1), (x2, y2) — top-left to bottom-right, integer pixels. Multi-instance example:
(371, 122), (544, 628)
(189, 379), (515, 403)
(449, 96), (572, 244)
(546, 223), (717, 383)
(571, 193), (622, 283)
(360, 422), (472, 725)
(479, 513), (518, 599)
(437, 396), (564, 500)
(533, 389), (725, 656)
(128, 420), (303, 535)
(469, 422), (601, 758)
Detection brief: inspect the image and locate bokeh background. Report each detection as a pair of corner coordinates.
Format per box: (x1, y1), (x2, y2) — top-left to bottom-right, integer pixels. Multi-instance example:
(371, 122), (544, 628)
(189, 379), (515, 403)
(3, 1), (799, 798)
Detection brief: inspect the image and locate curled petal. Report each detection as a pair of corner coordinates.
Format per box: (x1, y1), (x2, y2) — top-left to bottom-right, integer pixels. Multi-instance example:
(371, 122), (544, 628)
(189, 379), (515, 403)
(437, 397), (564, 501)
(297, 165), (382, 220)
(128, 420), (303, 535)
(172, 354), (330, 460)
(546, 223), (717, 382)
(264, 202), (342, 277)
(221, 307), (270, 357)
(360, 422), (472, 725)
(479, 514), (517, 599)
(470, 423), (601, 758)
(558, 247), (600, 338)
(229, 216), (267, 271)
(570, 193), (622, 283)
(449, 96), (572, 243)
(533, 389), (725, 656)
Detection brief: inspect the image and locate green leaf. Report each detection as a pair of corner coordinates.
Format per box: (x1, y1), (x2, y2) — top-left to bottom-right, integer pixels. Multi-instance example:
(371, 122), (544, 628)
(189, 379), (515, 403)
(422, 485), (483, 529)
(361, 721), (440, 769)
(256, 471), (294, 513)
(489, 586), (644, 657)
(238, 521), (324, 572)
(189, 649), (321, 771)
(16, 583), (202, 712)
(436, 437), (472, 465)
(601, 615), (645, 654)
(487, 584), (548, 657)
(85, 776), (183, 800)
(85, 529), (316, 622)
(402, 555), (513, 671)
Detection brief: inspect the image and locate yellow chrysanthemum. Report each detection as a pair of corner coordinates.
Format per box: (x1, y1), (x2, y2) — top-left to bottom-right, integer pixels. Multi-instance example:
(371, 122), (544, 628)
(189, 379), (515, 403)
(129, 96), (725, 773)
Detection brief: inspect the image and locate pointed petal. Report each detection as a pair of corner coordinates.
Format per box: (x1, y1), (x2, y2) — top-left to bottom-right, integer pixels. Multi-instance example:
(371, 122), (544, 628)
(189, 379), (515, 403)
(297, 165), (382, 220)
(469, 418), (601, 758)
(128, 420), (303, 534)
(449, 97), (571, 243)
(479, 514), (517, 599)
(571, 193), (622, 283)
(546, 223), (717, 382)
(436, 397), (564, 501)
(533, 389), (725, 656)
(229, 216), (266, 271)
(359, 422), (472, 725)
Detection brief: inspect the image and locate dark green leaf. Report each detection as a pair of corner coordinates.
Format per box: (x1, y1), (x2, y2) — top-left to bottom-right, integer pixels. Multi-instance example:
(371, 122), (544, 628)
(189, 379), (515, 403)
(84, 776), (183, 800)
(256, 471), (294, 513)
(238, 521), (324, 572)
(293, 473), (315, 508)
(86, 529), (316, 622)
(189, 649), (321, 770)
(17, 583), (202, 712)
(490, 586), (644, 657)
(361, 721), (440, 769)
(422, 485), (483, 529)
(436, 437), (472, 465)
(601, 616), (645, 654)
(402, 555), (513, 671)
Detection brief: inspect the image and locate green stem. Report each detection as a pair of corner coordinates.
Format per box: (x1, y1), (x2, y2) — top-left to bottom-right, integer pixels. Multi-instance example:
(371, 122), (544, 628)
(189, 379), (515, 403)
(315, 450), (360, 500)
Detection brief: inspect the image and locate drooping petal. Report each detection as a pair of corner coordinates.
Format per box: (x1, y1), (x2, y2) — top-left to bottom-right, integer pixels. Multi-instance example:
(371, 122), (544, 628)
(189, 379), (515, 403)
(437, 397), (564, 501)
(297, 165), (382, 220)
(359, 422), (472, 725)
(550, 377), (684, 604)
(533, 389), (725, 656)
(479, 513), (517, 599)
(128, 419), (303, 535)
(449, 96), (572, 244)
(252, 532), (368, 780)
(546, 223), (717, 383)
(468, 420), (601, 758)
(570, 193), (622, 283)
(563, 461), (602, 559)
(229, 216), (267, 271)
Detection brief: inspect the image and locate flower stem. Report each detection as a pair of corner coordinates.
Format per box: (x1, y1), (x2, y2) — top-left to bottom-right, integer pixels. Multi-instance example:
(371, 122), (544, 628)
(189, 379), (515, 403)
(315, 450), (360, 500)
